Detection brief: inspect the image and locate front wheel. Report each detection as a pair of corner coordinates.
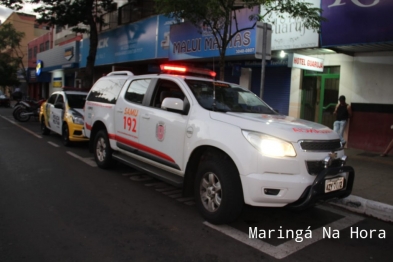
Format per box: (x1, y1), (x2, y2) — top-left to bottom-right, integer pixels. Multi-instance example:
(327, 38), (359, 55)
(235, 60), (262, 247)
(62, 123), (71, 146)
(41, 117), (50, 135)
(94, 130), (114, 169)
(194, 157), (244, 224)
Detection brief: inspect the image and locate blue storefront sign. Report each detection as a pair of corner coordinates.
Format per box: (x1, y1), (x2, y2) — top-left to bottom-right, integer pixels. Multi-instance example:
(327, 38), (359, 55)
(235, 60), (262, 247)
(321, 0), (393, 46)
(169, 8), (259, 61)
(79, 15), (176, 67)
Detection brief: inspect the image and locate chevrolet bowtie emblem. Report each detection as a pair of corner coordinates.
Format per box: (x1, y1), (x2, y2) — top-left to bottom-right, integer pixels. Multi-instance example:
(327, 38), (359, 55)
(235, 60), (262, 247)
(329, 152), (338, 159)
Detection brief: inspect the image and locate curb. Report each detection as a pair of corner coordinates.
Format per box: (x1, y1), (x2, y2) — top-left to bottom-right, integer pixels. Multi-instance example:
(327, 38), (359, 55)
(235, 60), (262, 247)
(329, 195), (393, 223)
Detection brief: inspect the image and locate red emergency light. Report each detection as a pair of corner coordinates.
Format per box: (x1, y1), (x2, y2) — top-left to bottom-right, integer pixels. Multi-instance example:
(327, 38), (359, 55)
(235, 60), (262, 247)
(160, 64), (216, 78)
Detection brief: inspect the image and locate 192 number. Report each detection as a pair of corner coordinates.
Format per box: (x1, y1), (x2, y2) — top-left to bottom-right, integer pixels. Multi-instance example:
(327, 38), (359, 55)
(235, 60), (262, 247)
(123, 116), (137, 132)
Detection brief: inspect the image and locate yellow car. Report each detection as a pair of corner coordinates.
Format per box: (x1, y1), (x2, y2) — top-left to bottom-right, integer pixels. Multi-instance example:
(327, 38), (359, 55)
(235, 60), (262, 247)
(40, 87), (89, 146)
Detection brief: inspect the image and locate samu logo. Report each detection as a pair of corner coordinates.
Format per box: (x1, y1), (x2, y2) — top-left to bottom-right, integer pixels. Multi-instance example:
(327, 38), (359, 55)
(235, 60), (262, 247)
(328, 0), (379, 8)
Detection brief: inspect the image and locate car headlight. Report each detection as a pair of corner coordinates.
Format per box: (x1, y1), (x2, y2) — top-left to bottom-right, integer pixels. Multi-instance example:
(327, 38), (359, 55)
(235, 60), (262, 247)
(242, 130), (296, 157)
(71, 115), (84, 125)
(67, 111), (84, 125)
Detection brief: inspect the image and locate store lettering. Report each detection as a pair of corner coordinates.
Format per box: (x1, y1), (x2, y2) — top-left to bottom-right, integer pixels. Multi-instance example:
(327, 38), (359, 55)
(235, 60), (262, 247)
(173, 31), (251, 54)
(272, 17), (306, 36)
(328, 0), (379, 8)
(293, 58), (323, 69)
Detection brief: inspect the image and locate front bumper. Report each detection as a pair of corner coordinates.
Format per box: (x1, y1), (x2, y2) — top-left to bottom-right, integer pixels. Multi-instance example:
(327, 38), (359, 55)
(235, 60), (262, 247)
(286, 165), (355, 209)
(69, 123), (89, 142)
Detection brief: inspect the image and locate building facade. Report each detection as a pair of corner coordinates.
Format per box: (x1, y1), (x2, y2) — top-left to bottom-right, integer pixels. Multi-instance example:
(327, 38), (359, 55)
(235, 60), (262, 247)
(0, 12), (49, 97)
(34, 0), (393, 153)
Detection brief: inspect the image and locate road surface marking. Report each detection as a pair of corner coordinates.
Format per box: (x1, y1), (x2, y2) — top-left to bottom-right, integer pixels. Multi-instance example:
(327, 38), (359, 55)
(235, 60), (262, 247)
(66, 151), (97, 167)
(1, 116), (42, 139)
(204, 205), (364, 259)
(48, 141), (59, 147)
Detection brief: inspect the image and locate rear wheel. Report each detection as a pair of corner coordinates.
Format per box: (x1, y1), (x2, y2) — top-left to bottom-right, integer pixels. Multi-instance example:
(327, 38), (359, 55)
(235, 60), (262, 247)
(62, 123), (71, 146)
(41, 117), (50, 135)
(94, 129), (114, 168)
(195, 157), (244, 224)
(15, 108), (30, 122)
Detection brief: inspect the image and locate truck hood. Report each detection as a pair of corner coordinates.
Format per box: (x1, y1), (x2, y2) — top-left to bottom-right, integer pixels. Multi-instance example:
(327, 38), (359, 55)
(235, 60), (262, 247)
(210, 112), (339, 142)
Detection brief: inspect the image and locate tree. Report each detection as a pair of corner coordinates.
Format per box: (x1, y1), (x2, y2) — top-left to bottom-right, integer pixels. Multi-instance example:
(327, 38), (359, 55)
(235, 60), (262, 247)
(154, 0), (324, 80)
(0, 53), (20, 88)
(0, 23), (26, 86)
(1, 0), (117, 88)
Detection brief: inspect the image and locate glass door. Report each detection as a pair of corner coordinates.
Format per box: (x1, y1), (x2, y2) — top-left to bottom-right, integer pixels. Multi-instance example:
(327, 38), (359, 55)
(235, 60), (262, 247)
(301, 67), (340, 128)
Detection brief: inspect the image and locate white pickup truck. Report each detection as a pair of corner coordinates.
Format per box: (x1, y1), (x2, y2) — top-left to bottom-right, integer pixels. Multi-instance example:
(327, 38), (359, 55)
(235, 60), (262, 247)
(84, 65), (354, 224)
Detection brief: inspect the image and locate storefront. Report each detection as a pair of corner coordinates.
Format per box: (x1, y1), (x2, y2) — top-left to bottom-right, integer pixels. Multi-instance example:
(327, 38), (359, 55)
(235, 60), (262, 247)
(36, 42), (80, 95)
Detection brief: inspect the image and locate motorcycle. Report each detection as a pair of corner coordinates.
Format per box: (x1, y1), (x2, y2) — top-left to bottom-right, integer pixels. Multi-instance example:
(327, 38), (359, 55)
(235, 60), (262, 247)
(13, 99), (46, 122)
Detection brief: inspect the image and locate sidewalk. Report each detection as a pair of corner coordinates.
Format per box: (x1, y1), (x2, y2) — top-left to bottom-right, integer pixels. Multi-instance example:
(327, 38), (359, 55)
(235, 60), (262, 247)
(330, 147), (393, 222)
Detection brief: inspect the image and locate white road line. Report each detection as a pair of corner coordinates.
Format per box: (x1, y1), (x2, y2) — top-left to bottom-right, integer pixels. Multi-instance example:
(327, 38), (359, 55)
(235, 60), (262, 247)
(47, 141), (60, 147)
(66, 151), (97, 167)
(204, 205), (364, 260)
(0, 116), (42, 139)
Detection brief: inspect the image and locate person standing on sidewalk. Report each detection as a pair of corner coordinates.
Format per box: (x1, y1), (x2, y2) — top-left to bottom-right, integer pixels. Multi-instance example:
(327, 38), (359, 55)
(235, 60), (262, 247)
(333, 95), (352, 145)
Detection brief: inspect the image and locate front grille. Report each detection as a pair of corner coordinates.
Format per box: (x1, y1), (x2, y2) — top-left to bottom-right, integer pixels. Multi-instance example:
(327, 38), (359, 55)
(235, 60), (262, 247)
(306, 159), (343, 175)
(299, 140), (342, 152)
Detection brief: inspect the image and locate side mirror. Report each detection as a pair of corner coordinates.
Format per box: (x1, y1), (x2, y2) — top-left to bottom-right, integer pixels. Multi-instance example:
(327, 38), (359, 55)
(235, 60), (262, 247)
(161, 98), (185, 114)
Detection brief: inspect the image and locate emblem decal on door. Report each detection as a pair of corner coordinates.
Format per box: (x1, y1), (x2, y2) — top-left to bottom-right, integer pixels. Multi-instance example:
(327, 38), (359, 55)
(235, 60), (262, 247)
(156, 122), (166, 141)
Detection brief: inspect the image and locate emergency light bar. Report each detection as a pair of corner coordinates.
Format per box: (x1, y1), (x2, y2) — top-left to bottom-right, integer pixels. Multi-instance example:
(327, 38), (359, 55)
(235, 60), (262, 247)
(160, 64), (216, 78)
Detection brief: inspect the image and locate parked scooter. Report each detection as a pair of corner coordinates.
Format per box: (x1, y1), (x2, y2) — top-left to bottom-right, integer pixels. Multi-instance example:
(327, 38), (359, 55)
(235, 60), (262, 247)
(13, 99), (46, 122)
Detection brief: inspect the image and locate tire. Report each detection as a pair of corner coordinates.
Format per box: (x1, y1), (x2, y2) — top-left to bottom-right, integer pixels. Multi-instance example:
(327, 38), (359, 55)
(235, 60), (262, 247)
(15, 108), (31, 122)
(194, 157), (244, 224)
(94, 129), (114, 169)
(13, 105), (25, 120)
(41, 117), (50, 135)
(62, 123), (71, 147)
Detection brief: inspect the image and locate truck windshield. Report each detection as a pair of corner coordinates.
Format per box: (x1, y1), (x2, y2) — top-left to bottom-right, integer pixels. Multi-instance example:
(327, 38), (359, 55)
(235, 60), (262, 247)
(185, 79), (277, 114)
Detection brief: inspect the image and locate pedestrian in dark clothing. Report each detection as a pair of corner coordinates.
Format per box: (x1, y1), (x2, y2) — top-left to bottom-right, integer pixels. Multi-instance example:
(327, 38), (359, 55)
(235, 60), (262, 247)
(333, 95), (352, 145)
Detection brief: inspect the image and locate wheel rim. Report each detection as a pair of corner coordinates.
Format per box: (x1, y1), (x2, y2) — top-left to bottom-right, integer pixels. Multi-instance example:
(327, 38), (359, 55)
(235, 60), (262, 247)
(96, 137), (107, 162)
(200, 172), (222, 212)
(18, 110), (29, 121)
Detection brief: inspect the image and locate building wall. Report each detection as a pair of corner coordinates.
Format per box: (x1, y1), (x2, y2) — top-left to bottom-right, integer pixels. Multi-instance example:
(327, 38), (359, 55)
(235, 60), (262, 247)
(3, 12), (48, 72)
(288, 52), (393, 153)
(28, 29), (54, 68)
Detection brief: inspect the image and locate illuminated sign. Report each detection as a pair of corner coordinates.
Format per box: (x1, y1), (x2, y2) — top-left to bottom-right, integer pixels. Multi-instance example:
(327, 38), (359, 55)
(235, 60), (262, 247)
(287, 53), (324, 72)
(36, 60), (43, 76)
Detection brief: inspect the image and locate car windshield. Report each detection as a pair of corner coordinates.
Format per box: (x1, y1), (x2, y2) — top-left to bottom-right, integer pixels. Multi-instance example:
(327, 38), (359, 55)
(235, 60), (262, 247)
(66, 94), (87, 109)
(185, 79), (277, 114)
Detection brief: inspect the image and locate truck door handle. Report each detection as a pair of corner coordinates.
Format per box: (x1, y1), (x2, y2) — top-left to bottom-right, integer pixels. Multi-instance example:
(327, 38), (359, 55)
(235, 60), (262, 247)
(116, 109), (123, 113)
(142, 114), (150, 120)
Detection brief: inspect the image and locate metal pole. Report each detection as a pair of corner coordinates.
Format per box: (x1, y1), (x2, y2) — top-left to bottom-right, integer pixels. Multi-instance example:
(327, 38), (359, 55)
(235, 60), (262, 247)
(259, 23), (267, 99)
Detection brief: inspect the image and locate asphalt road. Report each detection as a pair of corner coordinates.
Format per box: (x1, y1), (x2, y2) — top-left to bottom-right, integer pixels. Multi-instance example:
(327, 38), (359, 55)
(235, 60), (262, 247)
(1, 107), (393, 262)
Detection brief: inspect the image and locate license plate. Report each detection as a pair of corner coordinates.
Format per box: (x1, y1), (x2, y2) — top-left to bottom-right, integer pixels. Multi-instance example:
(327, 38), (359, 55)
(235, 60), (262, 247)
(325, 177), (344, 193)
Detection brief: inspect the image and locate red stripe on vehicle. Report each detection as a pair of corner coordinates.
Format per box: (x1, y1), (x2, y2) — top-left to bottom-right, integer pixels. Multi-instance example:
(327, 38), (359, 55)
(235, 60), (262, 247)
(85, 123), (92, 130)
(109, 134), (175, 164)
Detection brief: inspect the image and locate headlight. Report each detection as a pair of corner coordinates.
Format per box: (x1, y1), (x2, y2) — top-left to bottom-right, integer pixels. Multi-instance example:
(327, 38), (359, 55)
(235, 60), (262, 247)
(242, 130), (296, 157)
(72, 115), (84, 125)
(67, 111), (84, 125)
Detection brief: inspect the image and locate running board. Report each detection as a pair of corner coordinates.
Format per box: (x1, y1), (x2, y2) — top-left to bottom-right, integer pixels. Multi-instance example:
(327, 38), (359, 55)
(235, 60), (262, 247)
(112, 152), (183, 187)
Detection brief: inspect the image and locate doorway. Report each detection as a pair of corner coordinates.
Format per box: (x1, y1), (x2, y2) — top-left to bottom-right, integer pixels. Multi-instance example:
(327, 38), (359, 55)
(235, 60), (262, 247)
(300, 67), (340, 129)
